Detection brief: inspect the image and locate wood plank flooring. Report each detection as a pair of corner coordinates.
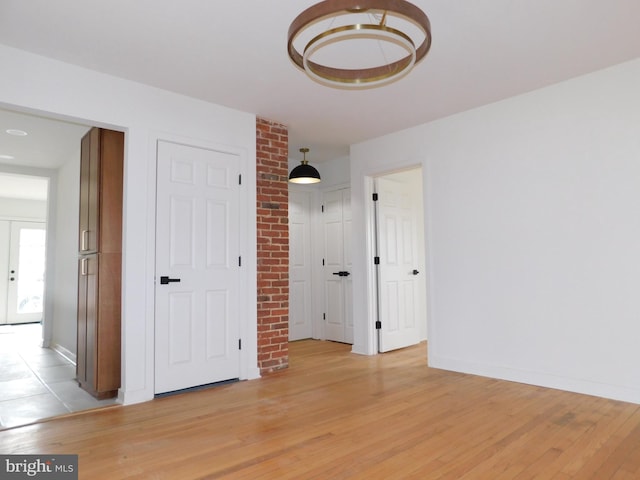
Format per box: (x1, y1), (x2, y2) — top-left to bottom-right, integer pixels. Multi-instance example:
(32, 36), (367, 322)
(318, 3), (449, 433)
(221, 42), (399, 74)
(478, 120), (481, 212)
(1, 340), (639, 479)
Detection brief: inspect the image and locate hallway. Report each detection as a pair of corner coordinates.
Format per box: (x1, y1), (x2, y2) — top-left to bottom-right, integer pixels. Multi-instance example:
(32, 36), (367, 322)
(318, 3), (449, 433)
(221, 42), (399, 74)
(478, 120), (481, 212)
(0, 323), (116, 429)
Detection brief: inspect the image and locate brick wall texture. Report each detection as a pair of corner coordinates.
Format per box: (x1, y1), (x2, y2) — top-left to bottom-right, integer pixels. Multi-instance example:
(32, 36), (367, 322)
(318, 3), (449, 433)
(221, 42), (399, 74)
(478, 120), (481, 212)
(256, 117), (289, 373)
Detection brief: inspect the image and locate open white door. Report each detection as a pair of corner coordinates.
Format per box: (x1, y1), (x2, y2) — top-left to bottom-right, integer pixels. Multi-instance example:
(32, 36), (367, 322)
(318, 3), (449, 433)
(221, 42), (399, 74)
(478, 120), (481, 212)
(155, 141), (241, 394)
(375, 177), (421, 352)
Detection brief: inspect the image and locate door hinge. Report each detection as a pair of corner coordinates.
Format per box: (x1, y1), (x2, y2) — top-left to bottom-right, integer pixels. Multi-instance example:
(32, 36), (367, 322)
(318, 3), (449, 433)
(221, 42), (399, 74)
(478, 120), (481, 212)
(374, 256), (380, 265)
(372, 193), (378, 202)
(323, 313), (326, 320)
(239, 339), (242, 350)
(238, 174), (242, 185)
(322, 258), (325, 266)
(376, 320), (382, 330)
(238, 256), (242, 267)
(321, 205), (324, 213)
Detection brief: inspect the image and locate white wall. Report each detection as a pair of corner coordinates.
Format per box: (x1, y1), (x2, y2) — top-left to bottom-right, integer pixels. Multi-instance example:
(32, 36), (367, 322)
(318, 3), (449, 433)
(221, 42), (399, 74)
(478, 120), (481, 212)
(351, 58), (640, 403)
(50, 147), (81, 358)
(0, 44), (258, 404)
(314, 155), (350, 188)
(0, 197), (47, 220)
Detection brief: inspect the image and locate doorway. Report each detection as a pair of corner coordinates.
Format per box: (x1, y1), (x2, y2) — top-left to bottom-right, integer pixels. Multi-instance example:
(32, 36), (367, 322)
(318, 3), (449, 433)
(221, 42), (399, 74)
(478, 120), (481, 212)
(289, 189), (314, 341)
(0, 108), (120, 428)
(322, 187), (353, 344)
(2, 221), (47, 325)
(154, 140), (242, 394)
(372, 168), (427, 353)
(0, 172), (49, 326)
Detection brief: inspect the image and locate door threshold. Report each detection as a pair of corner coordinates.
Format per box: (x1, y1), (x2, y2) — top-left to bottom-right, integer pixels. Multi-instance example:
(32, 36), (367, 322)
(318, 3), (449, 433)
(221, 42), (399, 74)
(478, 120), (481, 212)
(154, 378), (239, 398)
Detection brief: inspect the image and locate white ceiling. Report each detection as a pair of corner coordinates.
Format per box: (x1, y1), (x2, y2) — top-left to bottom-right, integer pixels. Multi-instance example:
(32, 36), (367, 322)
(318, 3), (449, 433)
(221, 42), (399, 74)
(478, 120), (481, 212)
(0, 109), (89, 200)
(0, 109), (90, 169)
(0, 0), (639, 165)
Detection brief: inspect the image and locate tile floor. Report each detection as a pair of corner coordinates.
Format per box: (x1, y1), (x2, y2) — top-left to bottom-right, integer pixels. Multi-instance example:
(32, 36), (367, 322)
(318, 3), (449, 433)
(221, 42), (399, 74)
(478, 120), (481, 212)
(0, 323), (117, 430)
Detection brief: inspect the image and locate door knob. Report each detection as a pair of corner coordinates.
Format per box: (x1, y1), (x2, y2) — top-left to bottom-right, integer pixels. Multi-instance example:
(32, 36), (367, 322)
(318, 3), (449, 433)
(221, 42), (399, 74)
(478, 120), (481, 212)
(160, 276), (181, 285)
(332, 271), (351, 277)
(412, 269), (419, 275)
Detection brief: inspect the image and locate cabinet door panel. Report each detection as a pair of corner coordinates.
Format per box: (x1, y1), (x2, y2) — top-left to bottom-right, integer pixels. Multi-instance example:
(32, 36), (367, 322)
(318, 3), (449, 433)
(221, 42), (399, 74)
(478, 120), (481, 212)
(85, 254), (99, 388)
(96, 252), (122, 392)
(79, 128), (100, 253)
(76, 258), (88, 382)
(98, 129), (124, 253)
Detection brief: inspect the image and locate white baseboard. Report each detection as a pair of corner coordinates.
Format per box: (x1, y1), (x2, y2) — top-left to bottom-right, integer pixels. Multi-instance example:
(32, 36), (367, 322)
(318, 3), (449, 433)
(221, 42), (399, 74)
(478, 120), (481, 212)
(430, 354), (640, 405)
(51, 343), (76, 365)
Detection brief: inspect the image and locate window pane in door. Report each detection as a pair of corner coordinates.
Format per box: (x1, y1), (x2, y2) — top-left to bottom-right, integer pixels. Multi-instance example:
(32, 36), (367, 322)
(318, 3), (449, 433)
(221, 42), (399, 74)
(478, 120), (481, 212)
(16, 228), (46, 314)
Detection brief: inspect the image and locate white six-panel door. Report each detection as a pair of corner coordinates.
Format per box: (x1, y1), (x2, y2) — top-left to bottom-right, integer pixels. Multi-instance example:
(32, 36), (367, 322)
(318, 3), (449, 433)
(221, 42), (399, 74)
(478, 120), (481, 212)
(323, 188), (353, 344)
(375, 177), (421, 352)
(289, 190), (313, 340)
(155, 141), (241, 394)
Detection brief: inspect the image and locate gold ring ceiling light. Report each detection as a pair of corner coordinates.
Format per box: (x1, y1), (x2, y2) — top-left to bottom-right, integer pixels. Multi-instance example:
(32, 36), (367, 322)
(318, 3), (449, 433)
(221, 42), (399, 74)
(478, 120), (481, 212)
(288, 0), (432, 88)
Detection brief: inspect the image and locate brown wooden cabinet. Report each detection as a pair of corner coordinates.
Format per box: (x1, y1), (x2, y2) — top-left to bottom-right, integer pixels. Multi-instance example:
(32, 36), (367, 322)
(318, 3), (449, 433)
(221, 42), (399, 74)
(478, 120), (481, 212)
(77, 127), (123, 399)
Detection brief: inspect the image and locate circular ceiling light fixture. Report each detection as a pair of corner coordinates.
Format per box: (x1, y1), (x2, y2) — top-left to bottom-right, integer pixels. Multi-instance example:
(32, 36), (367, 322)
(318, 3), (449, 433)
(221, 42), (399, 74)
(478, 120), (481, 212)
(5, 129), (28, 136)
(288, 0), (432, 89)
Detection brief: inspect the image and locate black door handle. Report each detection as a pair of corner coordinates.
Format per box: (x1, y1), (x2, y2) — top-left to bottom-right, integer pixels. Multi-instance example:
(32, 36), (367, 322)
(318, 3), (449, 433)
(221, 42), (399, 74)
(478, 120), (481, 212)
(332, 272), (342, 276)
(412, 269), (419, 275)
(332, 271), (351, 277)
(160, 276), (181, 285)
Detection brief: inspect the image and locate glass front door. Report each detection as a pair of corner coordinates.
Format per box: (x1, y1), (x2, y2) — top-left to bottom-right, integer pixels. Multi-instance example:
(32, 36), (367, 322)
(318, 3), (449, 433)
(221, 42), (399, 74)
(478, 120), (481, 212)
(5, 222), (46, 324)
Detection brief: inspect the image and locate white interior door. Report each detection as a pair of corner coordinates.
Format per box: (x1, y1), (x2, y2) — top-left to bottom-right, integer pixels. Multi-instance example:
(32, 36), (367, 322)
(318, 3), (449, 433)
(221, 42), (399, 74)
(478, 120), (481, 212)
(323, 188), (353, 343)
(289, 190), (313, 340)
(155, 140), (241, 394)
(375, 177), (421, 352)
(5, 221), (46, 325)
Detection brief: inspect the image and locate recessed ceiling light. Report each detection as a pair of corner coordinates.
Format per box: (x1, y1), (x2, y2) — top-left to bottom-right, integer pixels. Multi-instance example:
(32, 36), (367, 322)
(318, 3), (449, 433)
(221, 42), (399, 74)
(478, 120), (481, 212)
(5, 129), (28, 136)
(0, 154), (15, 160)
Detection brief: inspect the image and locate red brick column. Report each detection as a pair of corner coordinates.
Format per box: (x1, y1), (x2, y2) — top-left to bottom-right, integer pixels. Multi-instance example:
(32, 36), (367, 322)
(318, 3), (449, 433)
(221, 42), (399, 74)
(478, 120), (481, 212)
(256, 117), (289, 373)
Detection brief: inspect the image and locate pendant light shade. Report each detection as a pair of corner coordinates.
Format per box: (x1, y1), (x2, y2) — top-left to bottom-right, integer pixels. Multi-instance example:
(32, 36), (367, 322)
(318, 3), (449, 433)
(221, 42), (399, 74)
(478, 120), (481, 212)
(289, 148), (321, 184)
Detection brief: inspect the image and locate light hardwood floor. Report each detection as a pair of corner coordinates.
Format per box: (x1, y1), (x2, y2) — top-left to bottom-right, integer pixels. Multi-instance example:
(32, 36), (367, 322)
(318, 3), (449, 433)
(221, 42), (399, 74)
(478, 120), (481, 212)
(1, 340), (639, 479)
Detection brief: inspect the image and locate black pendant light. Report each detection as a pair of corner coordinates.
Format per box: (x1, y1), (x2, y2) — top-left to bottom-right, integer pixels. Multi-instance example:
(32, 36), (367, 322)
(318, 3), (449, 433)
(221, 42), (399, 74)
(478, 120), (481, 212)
(289, 147), (321, 184)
